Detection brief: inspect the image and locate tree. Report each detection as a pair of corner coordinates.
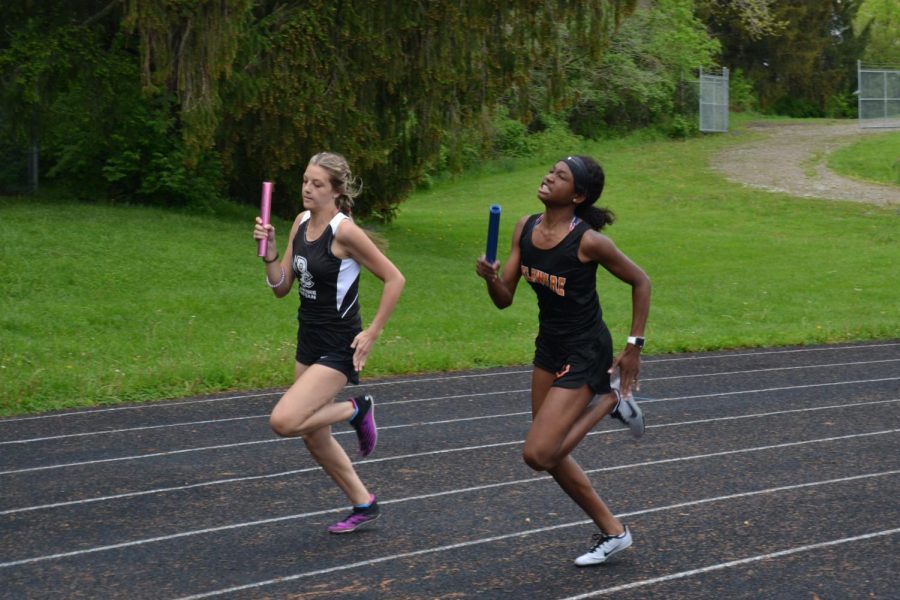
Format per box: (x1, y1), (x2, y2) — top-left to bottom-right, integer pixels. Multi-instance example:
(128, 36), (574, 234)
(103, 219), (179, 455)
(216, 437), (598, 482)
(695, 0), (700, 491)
(122, 0), (252, 164)
(695, 0), (786, 41)
(128, 1), (638, 220)
(700, 0), (869, 116)
(0, 1), (227, 203)
(0, 1), (127, 193)
(3, 1), (639, 217)
(856, 0), (900, 65)
(565, 0), (720, 137)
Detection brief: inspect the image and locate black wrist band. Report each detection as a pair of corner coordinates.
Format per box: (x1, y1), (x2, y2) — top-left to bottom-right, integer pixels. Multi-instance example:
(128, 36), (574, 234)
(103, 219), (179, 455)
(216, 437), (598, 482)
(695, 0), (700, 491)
(262, 252), (279, 264)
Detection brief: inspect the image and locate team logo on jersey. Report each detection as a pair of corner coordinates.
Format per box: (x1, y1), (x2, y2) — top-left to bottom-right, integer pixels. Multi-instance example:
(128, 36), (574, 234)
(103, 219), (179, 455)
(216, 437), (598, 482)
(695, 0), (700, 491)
(521, 265), (566, 296)
(293, 256), (317, 299)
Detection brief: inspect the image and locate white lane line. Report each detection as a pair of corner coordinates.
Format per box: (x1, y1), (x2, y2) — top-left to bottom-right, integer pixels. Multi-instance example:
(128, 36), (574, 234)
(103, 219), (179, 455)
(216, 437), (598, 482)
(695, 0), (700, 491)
(1, 430), (895, 569)
(641, 342), (900, 363)
(0, 408), (535, 476)
(3, 404), (895, 516)
(0, 392), (283, 423)
(640, 376), (900, 404)
(556, 528), (900, 599)
(3, 342), (896, 423)
(0, 389), (531, 445)
(0, 376), (530, 424)
(3, 398), (894, 516)
(0, 438), (285, 475)
(645, 358), (900, 382)
(0, 414), (270, 445)
(2, 379), (898, 476)
(5, 358), (899, 445)
(165, 470), (900, 600)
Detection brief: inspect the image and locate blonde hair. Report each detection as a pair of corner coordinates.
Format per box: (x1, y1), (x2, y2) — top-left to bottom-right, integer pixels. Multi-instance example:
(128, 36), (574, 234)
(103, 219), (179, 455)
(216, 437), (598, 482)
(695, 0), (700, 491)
(308, 152), (362, 216)
(308, 151), (386, 249)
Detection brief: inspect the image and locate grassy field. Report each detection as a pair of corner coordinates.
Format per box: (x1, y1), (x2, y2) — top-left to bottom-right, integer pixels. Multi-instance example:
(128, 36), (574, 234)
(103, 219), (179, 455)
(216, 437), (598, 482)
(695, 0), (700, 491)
(2, 117), (898, 415)
(828, 130), (900, 186)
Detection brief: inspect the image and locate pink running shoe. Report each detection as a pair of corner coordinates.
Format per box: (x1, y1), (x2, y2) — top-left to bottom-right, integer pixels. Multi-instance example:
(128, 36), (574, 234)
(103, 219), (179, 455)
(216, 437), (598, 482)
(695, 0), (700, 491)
(328, 496), (380, 533)
(349, 395), (378, 457)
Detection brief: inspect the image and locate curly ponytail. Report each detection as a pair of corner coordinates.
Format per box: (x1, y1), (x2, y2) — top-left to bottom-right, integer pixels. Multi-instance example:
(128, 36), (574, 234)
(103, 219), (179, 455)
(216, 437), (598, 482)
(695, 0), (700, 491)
(308, 152), (362, 216)
(307, 151), (388, 249)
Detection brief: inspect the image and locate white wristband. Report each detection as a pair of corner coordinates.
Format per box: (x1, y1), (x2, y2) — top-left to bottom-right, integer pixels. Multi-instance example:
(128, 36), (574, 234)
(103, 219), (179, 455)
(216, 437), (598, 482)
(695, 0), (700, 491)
(266, 266), (285, 288)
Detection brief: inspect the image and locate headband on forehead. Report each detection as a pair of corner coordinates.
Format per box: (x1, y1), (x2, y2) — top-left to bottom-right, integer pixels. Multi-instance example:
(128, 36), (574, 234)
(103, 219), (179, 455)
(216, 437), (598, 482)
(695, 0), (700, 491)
(561, 156), (588, 194)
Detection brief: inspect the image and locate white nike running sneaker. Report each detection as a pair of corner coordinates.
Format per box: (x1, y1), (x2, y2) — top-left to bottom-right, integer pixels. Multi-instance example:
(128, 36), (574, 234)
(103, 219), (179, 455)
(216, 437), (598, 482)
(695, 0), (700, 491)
(610, 371), (645, 438)
(574, 527), (633, 566)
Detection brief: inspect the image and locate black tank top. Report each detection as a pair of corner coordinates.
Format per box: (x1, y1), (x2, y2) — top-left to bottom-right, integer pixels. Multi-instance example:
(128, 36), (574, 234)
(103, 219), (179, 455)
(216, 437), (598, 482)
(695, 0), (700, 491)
(291, 212), (362, 331)
(519, 213), (603, 337)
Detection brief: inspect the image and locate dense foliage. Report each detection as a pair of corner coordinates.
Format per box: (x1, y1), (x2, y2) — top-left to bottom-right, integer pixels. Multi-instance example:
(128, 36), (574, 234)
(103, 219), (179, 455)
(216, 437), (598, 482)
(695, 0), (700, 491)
(216, 1), (637, 219)
(565, 0), (720, 138)
(0, 0), (887, 217)
(0, 1), (225, 206)
(700, 0), (872, 117)
(856, 0), (899, 66)
(0, 1), (639, 218)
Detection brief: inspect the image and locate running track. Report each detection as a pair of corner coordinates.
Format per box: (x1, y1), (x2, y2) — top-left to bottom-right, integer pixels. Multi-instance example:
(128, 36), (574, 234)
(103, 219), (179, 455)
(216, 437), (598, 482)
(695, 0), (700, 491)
(1, 342), (898, 599)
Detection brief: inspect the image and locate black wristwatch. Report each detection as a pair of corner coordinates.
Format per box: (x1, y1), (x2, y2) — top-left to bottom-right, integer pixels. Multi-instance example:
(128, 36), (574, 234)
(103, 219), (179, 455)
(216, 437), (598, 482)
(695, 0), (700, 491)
(627, 336), (645, 349)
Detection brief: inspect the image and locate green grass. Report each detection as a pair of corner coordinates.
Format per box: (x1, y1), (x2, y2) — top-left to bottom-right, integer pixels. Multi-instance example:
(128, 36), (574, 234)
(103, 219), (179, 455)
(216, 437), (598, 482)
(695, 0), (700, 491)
(828, 130), (900, 186)
(2, 118), (899, 415)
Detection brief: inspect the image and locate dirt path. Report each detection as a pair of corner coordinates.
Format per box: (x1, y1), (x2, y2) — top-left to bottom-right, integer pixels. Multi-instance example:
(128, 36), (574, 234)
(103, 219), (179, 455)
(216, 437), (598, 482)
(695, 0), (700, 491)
(710, 121), (899, 206)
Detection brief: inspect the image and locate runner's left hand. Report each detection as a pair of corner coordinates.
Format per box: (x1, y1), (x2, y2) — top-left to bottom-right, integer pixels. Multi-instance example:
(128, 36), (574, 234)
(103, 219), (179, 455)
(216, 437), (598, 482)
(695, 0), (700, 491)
(610, 346), (641, 397)
(351, 329), (378, 372)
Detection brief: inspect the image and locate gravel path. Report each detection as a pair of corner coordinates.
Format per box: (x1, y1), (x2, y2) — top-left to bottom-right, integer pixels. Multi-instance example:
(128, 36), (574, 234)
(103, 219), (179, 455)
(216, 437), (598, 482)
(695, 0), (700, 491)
(710, 121), (899, 206)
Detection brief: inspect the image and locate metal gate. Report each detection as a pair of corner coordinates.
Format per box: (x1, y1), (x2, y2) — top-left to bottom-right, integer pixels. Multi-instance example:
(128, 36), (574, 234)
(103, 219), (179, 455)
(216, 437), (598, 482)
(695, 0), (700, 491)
(858, 61), (900, 129)
(699, 67), (729, 133)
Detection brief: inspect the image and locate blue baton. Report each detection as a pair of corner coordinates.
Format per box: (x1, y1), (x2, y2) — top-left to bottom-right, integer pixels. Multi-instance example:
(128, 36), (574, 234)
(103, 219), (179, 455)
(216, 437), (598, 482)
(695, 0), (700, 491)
(485, 204), (501, 264)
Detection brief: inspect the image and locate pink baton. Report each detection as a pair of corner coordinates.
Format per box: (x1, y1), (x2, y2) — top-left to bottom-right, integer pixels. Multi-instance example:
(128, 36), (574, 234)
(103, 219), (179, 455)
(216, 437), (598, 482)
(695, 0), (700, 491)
(257, 181), (273, 257)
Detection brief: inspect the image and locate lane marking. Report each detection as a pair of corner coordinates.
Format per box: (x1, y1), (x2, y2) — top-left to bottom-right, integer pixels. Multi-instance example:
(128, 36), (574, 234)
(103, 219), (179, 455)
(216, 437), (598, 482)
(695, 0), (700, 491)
(1, 431), (896, 567)
(0, 390), (530, 445)
(3, 359), (899, 445)
(3, 405), (895, 515)
(640, 376), (900, 404)
(163, 470), (900, 599)
(556, 528), (900, 599)
(643, 342), (900, 363)
(0, 414), (270, 445)
(645, 358), (900, 382)
(2, 388), (898, 477)
(2, 342), (897, 423)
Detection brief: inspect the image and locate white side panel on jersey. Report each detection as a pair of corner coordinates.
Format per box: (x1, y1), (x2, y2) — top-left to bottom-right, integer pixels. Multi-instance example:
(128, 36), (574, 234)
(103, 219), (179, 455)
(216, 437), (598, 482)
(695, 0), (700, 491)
(330, 213), (361, 315)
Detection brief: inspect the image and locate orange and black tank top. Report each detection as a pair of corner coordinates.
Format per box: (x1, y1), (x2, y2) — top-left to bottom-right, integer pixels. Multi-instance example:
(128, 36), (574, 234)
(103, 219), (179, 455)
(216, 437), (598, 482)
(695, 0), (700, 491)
(519, 213), (604, 337)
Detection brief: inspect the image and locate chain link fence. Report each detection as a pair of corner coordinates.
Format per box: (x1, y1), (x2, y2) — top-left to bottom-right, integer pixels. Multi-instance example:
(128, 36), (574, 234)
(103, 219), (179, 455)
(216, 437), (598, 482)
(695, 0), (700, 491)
(699, 67), (729, 133)
(857, 61), (900, 129)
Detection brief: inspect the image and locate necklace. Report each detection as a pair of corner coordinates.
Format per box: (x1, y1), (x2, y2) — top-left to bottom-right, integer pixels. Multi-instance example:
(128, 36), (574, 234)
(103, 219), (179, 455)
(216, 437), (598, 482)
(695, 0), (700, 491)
(535, 214), (580, 232)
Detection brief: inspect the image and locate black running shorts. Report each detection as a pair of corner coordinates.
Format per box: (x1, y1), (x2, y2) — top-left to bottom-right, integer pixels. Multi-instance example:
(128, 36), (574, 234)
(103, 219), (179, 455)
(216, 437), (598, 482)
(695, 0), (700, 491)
(296, 323), (360, 385)
(533, 324), (613, 395)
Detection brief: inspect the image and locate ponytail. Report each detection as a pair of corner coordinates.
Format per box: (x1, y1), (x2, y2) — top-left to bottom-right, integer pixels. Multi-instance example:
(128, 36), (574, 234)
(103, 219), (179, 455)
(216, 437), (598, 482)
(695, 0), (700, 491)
(572, 155), (614, 231)
(308, 151), (362, 216)
(575, 203), (615, 231)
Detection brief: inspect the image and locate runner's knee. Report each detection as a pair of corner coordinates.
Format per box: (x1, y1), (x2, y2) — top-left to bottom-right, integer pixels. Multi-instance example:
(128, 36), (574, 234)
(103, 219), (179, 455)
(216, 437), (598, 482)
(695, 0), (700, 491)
(269, 405), (312, 437)
(523, 445), (560, 472)
(269, 413), (295, 437)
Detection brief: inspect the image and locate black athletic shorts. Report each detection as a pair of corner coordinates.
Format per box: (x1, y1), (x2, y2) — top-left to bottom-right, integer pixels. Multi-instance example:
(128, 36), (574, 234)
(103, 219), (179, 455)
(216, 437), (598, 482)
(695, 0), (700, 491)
(296, 323), (360, 385)
(533, 324), (613, 395)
